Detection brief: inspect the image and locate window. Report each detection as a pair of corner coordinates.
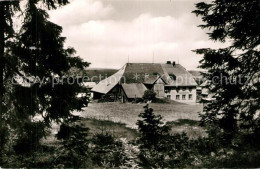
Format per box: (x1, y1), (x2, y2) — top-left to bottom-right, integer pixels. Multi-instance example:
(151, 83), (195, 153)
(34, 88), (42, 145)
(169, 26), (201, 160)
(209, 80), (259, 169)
(176, 95), (180, 100)
(167, 95), (171, 99)
(182, 95), (186, 100)
(189, 94), (192, 100)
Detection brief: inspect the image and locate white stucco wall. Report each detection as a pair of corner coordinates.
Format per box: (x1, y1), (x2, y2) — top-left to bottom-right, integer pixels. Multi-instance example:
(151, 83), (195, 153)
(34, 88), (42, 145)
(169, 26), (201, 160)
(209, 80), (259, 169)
(165, 87), (197, 103)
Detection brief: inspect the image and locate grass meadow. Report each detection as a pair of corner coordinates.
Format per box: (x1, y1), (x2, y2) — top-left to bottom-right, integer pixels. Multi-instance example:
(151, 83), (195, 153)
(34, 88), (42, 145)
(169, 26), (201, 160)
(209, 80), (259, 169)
(43, 102), (205, 145)
(74, 102), (206, 139)
(77, 102), (203, 128)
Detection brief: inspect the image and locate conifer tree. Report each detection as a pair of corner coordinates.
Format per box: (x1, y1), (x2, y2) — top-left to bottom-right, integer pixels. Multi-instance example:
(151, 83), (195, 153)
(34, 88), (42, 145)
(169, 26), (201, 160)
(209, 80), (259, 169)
(0, 1), (20, 159)
(12, 0), (89, 123)
(11, 0), (89, 145)
(137, 104), (170, 149)
(0, 0), (89, 160)
(193, 0), (260, 150)
(137, 104), (193, 168)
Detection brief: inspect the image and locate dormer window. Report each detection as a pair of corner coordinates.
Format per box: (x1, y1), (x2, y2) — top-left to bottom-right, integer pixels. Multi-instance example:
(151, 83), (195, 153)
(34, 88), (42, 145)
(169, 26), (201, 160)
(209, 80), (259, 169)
(169, 74), (176, 80)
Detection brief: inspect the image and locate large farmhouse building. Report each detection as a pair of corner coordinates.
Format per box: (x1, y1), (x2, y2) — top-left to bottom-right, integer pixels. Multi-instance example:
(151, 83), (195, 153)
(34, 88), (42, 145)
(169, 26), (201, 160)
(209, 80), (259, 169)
(91, 61), (198, 103)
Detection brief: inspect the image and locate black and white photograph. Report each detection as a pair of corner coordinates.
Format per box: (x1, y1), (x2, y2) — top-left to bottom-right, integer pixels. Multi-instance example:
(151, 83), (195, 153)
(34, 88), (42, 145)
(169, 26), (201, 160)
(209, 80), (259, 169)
(0, 0), (259, 168)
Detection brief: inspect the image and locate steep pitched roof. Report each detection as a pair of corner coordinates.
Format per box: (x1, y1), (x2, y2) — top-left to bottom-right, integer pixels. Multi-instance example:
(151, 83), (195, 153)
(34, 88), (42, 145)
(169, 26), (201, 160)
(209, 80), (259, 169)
(161, 64), (197, 86)
(122, 83), (147, 98)
(123, 63), (164, 83)
(91, 64), (126, 94)
(85, 69), (117, 83)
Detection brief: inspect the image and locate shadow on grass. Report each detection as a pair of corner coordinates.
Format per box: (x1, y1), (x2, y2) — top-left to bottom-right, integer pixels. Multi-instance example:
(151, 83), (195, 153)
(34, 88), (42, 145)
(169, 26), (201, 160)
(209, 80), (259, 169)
(166, 119), (207, 139)
(166, 119), (200, 126)
(79, 118), (139, 140)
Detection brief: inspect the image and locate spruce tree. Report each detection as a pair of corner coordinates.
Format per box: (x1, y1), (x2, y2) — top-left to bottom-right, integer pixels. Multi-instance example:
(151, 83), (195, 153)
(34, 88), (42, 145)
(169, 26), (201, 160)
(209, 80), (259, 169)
(0, 1), (20, 159)
(137, 104), (170, 149)
(0, 0), (89, 161)
(137, 104), (193, 168)
(12, 0), (89, 122)
(12, 0), (89, 143)
(193, 0), (260, 150)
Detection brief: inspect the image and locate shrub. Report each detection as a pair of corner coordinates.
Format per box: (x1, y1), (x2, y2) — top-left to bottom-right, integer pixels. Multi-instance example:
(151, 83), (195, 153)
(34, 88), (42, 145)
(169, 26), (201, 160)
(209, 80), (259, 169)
(0, 124), (9, 164)
(132, 98), (144, 104)
(142, 90), (156, 102)
(98, 95), (115, 102)
(153, 98), (169, 104)
(13, 122), (46, 154)
(91, 132), (125, 167)
(54, 123), (91, 168)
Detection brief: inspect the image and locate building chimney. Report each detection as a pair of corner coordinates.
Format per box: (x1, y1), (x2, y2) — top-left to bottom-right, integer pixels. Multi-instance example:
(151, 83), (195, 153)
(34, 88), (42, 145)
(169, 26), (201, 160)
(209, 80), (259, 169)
(172, 61), (176, 66)
(166, 61), (171, 64)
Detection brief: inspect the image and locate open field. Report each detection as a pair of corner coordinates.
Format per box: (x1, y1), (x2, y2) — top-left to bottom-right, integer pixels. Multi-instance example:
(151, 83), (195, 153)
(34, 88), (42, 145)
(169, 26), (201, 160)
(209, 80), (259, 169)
(43, 102), (205, 144)
(76, 102), (203, 129)
(73, 102), (206, 139)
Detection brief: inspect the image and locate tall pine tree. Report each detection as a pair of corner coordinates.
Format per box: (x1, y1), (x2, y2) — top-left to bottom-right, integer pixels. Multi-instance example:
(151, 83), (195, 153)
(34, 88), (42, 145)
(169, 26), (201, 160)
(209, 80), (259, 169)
(193, 0), (260, 150)
(0, 0), (89, 158)
(0, 0), (20, 160)
(12, 0), (89, 123)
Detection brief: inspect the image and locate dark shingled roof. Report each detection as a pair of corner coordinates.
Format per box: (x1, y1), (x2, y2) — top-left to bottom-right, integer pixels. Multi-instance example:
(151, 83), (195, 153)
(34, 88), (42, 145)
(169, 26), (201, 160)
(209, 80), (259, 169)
(123, 63), (164, 83)
(122, 83), (147, 98)
(143, 75), (163, 84)
(161, 64), (197, 86)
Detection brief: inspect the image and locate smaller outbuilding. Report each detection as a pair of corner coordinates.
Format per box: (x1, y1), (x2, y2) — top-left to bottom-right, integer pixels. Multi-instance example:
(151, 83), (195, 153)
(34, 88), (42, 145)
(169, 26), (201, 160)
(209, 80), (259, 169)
(120, 83), (147, 102)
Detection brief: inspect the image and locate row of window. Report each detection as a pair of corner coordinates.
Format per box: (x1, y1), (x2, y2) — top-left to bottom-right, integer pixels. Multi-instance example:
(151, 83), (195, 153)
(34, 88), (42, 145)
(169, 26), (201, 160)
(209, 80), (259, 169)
(176, 94), (192, 100)
(167, 94), (193, 100)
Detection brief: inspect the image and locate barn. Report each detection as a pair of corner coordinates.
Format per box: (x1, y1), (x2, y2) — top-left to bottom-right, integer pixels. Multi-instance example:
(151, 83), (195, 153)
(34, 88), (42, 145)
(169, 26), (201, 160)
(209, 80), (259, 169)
(91, 61), (198, 103)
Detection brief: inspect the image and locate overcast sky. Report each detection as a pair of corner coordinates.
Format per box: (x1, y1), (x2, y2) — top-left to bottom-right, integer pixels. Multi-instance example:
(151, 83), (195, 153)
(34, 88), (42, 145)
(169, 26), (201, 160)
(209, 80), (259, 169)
(48, 0), (227, 70)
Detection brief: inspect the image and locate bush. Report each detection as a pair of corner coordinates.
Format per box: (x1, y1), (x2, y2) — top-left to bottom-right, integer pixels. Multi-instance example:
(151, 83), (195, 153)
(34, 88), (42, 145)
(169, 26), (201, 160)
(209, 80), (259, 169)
(54, 123), (91, 168)
(132, 98), (144, 104)
(91, 132), (125, 167)
(142, 90), (156, 102)
(0, 124), (9, 164)
(153, 98), (169, 104)
(13, 122), (46, 154)
(98, 95), (115, 102)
